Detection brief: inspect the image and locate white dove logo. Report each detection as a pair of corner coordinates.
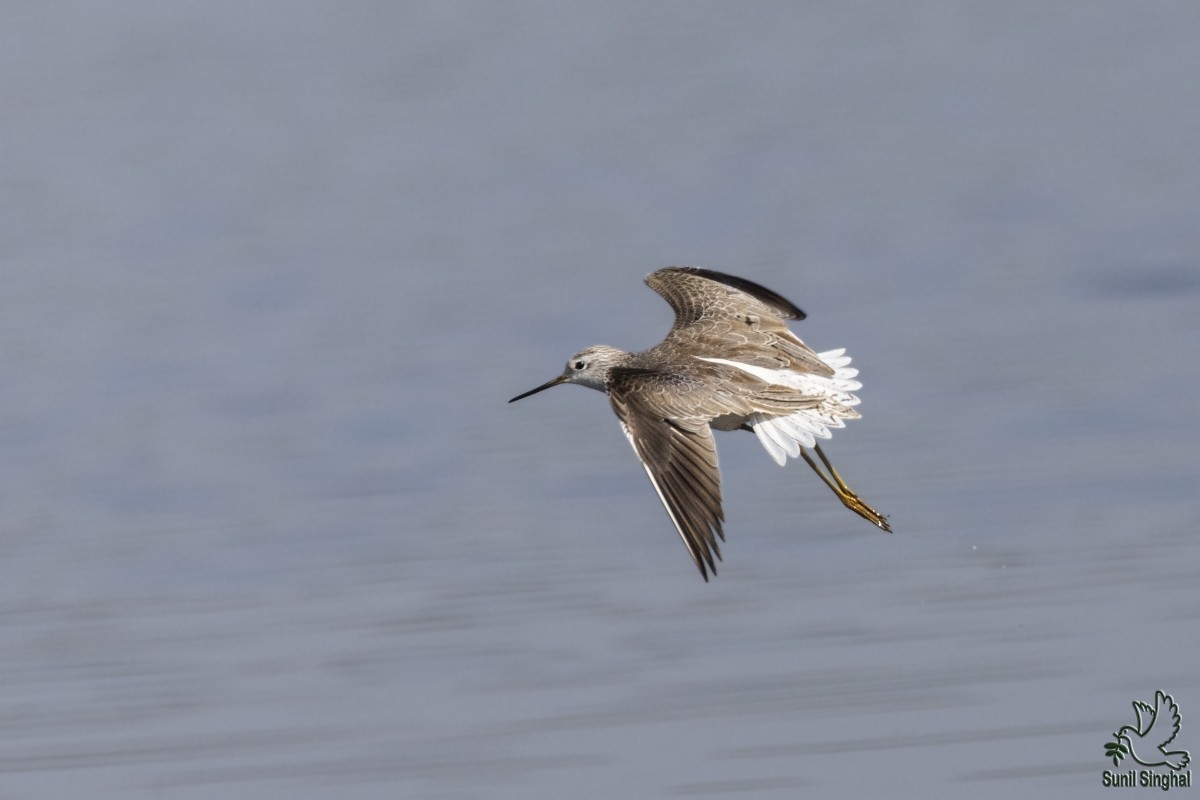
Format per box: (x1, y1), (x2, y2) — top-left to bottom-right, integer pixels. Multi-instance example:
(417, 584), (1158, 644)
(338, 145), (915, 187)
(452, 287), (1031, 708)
(1108, 691), (1191, 771)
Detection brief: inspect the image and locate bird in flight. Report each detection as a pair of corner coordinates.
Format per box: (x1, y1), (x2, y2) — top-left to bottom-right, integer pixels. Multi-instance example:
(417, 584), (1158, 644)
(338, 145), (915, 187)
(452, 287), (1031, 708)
(510, 266), (890, 580)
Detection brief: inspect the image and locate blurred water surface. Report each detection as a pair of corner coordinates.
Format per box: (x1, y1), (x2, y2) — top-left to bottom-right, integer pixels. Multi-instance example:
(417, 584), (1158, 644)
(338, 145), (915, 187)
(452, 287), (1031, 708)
(2, 2), (1199, 798)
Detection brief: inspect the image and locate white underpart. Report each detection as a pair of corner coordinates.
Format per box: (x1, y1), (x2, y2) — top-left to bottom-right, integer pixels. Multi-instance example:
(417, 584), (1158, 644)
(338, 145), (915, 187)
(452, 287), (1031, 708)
(696, 349), (864, 467)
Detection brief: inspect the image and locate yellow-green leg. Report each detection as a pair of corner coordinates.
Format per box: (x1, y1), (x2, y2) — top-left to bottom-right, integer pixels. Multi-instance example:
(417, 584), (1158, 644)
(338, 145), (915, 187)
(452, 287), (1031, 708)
(800, 443), (891, 532)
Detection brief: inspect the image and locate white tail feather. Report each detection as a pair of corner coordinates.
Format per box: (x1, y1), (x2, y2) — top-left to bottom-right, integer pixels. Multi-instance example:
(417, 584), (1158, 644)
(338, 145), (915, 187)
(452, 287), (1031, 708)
(725, 348), (866, 465)
(753, 423), (788, 466)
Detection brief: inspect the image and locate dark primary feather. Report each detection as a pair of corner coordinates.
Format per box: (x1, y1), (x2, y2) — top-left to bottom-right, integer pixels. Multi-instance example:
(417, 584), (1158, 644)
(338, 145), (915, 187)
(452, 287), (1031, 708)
(607, 367), (727, 580)
(647, 266), (806, 322)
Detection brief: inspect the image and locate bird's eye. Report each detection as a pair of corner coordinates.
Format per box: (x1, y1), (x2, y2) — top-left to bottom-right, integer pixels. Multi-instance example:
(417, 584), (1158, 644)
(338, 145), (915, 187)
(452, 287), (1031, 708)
(573, 360), (586, 370)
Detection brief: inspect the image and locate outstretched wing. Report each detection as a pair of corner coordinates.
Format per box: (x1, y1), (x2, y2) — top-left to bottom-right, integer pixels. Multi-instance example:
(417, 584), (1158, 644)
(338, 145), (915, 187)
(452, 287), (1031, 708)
(1149, 691), (1184, 747)
(608, 367), (727, 580)
(647, 266), (806, 321)
(645, 267), (832, 376)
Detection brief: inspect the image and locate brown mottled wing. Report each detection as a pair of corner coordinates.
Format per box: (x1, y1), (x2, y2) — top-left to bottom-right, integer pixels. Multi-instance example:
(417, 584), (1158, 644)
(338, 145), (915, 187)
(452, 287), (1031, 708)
(608, 367), (727, 580)
(645, 267), (832, 376)
(647, 266), (805, 321)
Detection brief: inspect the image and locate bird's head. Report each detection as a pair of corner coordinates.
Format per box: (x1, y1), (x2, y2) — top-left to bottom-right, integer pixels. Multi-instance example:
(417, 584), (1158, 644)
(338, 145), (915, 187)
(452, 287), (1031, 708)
(509, 345), (628, 401)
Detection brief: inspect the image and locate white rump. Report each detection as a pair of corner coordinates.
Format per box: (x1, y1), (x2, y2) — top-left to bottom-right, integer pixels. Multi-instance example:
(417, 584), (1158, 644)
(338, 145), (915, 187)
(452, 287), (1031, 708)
(698, 349), (864, 467)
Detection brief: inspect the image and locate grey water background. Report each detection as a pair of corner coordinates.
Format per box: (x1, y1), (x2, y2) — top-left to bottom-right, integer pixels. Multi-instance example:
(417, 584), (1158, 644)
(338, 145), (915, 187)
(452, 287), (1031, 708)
(2, 2), (1198, 797)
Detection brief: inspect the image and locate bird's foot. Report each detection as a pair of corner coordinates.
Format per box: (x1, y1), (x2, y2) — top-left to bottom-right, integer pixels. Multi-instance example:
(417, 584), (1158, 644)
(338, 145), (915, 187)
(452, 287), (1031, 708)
(839, 491), (892, 533)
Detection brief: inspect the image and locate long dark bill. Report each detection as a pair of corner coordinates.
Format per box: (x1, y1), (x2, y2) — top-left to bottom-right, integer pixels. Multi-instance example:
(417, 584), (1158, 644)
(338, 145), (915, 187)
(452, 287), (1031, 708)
(508, 374), (568, 403)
